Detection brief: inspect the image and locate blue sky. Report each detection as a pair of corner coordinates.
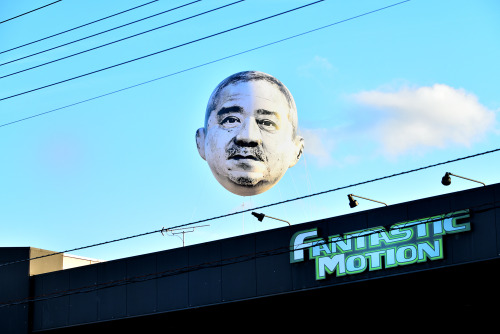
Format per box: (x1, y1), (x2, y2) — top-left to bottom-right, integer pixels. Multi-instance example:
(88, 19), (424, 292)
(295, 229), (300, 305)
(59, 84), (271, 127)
(0, 0), (498, 261)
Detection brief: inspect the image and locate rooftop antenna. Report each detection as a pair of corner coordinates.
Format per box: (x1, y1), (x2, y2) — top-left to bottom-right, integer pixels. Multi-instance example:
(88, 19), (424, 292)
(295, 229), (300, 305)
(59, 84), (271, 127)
(161, 225), (210, 247)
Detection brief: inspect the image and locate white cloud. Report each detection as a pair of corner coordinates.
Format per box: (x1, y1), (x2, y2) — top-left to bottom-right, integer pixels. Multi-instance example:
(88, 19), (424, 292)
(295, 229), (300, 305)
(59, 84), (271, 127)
(352, 84), (496, 156)
(299, 128), (336, 167)
(298, 56), (334, 77)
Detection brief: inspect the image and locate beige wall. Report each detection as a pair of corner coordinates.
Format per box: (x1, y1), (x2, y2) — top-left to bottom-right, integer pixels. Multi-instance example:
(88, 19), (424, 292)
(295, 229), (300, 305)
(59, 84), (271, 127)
(29, 248), (103, 275)
(62, 254), (103, 270)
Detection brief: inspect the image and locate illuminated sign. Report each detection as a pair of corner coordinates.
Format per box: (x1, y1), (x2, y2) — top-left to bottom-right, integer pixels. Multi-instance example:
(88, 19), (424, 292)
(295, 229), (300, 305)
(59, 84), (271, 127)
(290, 210), (471, 280)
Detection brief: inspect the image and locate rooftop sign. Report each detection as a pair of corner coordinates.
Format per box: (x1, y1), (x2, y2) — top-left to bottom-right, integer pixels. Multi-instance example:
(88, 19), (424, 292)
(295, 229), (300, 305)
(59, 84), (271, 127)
(290, 210), (471, 280)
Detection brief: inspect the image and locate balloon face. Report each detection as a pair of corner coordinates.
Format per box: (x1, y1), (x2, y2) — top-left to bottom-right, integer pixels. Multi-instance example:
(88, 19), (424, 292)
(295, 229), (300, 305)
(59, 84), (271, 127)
(196, 71), (303, 196)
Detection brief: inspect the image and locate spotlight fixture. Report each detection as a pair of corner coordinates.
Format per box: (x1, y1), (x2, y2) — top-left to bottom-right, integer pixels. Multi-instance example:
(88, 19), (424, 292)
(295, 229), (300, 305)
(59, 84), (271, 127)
(251, 212), (290, 226)
(347, 194), (387, 208)
(441, 172), (485, 187)
(348, 194), (358, 208)
(251, 212), (265, 222)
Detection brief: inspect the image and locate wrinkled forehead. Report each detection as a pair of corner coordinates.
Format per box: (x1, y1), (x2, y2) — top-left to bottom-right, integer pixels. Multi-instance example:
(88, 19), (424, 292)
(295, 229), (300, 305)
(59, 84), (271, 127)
(205, 76), (298, 130)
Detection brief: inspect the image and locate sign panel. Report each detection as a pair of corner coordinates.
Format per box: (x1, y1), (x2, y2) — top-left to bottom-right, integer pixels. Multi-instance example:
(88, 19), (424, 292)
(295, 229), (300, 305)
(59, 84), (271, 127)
(290, 210), (471, 280)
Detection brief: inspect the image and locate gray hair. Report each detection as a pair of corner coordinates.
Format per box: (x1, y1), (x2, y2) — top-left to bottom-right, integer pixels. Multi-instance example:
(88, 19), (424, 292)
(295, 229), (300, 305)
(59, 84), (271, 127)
(205, 71), (298, 136)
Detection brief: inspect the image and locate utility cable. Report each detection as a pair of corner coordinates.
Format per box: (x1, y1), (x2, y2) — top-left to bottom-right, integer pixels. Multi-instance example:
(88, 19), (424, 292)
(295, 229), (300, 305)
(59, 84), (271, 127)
(0, 0), (160, 54)
(0, 205), (496, 308)
(0, 0), (326, 101)
(0, 0), (62, 25)
(0, 0), (411, 128)
(0, 0), (203, 67)
(0, 146), (498, 269)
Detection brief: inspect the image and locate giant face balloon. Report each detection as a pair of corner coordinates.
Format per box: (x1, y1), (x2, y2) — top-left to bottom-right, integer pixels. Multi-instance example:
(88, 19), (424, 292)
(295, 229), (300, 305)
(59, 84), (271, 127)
(196, 71), (304, 196)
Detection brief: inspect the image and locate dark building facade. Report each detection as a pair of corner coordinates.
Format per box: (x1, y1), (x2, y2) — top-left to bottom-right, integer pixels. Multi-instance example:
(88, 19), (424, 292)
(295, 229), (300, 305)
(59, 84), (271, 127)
(1, 183), (499, 332)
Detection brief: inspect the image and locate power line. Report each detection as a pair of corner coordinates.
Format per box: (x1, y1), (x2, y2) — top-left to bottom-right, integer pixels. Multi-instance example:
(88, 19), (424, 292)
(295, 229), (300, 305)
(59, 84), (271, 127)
(0, 0), (240, 78)
(0, 0), (412, 128)
(0, 0), (326, 102)
(0, 146), (498, 270)
(0, 0), (62, 25)
(0, 0), (203, 67)
(0, 205), (496, 308)
(0, 0), (160, 54)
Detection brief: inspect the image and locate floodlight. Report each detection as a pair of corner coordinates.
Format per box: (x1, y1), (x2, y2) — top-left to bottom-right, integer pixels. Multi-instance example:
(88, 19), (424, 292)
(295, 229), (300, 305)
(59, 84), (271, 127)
(251, 212), (265, 222)
(347, 194), (387, 208)
(251, 212), (290, 226)
(348, 194), (359, 208)
(441, 172), (485, 187)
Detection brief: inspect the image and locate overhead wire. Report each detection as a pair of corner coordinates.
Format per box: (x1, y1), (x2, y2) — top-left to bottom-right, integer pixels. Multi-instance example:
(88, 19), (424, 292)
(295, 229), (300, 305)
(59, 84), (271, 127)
(0, 0), (411, 128)
(0, 0), (327, 102)
(0, 0), (160, 54)
(0, 0), (411, 127)
(0, 205), (497, 308)
(0, 0), (480, 273)
(0, 0), (495, 308)
(0, 146), (498, 270)
(0, 0), (204, 68)
(0, 0), (62, 25)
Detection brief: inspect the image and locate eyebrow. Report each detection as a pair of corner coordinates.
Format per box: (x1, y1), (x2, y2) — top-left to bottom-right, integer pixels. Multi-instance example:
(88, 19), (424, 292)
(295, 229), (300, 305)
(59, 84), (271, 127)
(256, 109), (281, 119)
(217, 106), (244, 117)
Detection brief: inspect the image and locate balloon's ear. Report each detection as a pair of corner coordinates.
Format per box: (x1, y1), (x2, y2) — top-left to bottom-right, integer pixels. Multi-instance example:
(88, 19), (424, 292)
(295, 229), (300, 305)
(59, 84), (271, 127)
(289, 135), (304, 168)
(196, 128), (206, 160)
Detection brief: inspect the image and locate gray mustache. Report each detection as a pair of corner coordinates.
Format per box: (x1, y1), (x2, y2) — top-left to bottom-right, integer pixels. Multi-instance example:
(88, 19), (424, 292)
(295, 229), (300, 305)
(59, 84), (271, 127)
(227, 145), (266, 162)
